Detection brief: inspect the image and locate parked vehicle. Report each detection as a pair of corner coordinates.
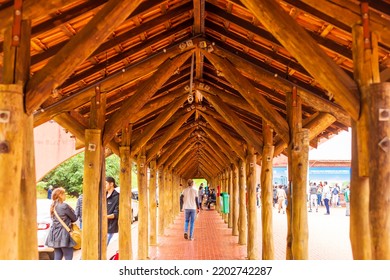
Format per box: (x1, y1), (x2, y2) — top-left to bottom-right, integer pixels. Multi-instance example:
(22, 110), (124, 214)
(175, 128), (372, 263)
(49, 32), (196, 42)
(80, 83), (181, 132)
(116, 188), (139, 223)
(37, 199), (54, 260)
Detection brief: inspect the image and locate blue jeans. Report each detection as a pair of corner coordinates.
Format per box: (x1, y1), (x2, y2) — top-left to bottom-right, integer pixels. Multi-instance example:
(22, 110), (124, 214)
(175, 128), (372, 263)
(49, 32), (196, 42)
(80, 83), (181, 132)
(54, 247), (73, 260)
(184, 209), (196, 238)
(324, 198), (330, 214)
(107, 233), (115, 246)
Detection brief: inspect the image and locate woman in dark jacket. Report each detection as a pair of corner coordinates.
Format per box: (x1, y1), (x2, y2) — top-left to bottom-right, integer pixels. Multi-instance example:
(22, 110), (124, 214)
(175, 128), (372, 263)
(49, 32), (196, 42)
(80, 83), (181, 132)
(45, 187), (77, 260)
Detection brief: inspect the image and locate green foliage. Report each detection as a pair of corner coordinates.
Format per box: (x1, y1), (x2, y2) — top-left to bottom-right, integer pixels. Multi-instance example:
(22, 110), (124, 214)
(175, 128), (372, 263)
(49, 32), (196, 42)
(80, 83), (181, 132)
(39, 152), (138, 196)
(41, 153), (85, 197)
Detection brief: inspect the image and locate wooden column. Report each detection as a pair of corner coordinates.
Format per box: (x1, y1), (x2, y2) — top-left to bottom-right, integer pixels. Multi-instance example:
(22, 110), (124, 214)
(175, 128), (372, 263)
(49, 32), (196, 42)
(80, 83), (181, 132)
(0, 84), (24, 260)
(246, 146), (258, 260)
(168, 168), (174, 225)
(238, 159), (247, 245)
(224, 169), (229, 223)
(261, 121), (275, 260)
(350, 24), (378, 259)
(232, 163), (239, 236)
(158, 166), (165, 236)
(149, 160), (157, 246)
(82, 129), (103, 260)
(118, 145), (132, 259)
(163, 167), (170, 230)
(4, 20), (36, 260)
(228, 166), (233, 228)
(368, 83), (390, 259)
(216, 174), (221, 213)
(287, 90), (309, 260)
(137, 148), (149, 260)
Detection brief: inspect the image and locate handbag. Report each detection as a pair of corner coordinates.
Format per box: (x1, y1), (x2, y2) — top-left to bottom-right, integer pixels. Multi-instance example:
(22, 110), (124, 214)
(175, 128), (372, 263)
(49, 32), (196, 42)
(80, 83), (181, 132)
(54, 208), (82, 250)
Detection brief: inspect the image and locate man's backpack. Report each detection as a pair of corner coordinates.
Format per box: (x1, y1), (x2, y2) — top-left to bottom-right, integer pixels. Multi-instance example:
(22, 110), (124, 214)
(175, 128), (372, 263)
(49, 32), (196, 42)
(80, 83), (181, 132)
(332, 187), (339, 195)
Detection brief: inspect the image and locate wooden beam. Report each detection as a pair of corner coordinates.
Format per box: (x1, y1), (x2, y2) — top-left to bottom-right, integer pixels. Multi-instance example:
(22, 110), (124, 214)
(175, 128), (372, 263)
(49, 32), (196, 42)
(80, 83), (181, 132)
(33, 44), (189, 126)
(298, 0), (390, 47)
(202, 126), (239, 163)
(202, 50), (290, 144)
(0, 0), (80, 31)
(54, 112), (119, 155)
(103, 50), (194, 145)
(156, 127), (195, 168)
(381, 67), (390, 82)
(201, 91), (263, 154)
(130, 95), (187, 157)
(212, 41), (351, 127)
(240, 0), (360, 120)
(146, 110), (193, 162)
(26, 0), (144, 114)
(199, 111), (246, 159)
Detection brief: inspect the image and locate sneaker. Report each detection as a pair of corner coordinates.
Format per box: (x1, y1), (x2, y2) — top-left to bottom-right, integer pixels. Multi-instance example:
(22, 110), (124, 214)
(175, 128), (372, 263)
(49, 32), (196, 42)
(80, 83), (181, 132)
(184, 233), (188, 239)
(316, 209), (318, 212)
(308, 209), (312, 212)
(189, 237), (194, 241)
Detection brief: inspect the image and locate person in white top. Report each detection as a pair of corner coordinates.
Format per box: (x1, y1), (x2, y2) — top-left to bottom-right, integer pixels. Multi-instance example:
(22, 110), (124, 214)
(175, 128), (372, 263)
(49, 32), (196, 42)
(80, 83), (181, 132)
(322, 182), (331, 215)
(182, 179), (200, 240)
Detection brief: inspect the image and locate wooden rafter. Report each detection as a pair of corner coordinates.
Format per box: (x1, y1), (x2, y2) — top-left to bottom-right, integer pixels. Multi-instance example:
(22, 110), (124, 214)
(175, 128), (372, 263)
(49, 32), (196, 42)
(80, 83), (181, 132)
(26, 0), (144, 114)
(240, 0), (360, 120)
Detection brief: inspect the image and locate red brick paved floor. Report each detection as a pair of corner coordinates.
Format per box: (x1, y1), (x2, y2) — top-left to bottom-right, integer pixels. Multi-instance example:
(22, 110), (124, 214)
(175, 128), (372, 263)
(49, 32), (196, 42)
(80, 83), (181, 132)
(149, 209), (247, 260)
(102, 204), (353, 260)
(148, 205), (353, 260)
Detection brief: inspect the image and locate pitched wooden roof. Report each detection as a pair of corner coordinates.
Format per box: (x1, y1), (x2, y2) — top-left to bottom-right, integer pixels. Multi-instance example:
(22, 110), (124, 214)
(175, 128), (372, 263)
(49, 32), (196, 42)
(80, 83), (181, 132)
(0, 0), (389, 180)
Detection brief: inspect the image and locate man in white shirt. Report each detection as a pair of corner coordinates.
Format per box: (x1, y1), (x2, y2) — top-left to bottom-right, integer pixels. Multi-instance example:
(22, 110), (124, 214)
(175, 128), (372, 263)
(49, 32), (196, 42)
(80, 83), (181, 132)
(182, 179), (200, 240)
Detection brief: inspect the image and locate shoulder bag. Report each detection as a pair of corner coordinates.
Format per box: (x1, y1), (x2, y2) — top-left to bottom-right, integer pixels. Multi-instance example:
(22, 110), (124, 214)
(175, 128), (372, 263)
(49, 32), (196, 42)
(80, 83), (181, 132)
(54, 208), (82, 250)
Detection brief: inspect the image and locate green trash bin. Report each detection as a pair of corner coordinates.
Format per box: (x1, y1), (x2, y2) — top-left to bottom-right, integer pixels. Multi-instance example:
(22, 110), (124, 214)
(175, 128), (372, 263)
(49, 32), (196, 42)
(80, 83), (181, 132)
(221, 192), (230, 214)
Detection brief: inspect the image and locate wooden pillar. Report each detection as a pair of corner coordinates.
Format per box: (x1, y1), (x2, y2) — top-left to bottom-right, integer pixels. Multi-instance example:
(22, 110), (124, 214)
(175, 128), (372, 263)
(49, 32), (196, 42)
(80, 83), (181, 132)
(287, 89), (309, 259)
(0, 84), (24, 260)
(238, 159), (247, 245)
(168, 168), (174, 224)
(368, 83), (390, 259)
(163, 167), (170, 230)
(137, 148), (149, 260)
(261, 121), (275, 260)
(350, 24), (378, 259)
(216, 173), (221, 213)
(232, 163), (239, 236)
(224, 169), (229, 223)
(158, 166), (165, 236)
(5, 20), (36, 260)
(149, 160), (157, 246)
(290, 129), (309, 260)
(118, 145), (132, 259)
(246, 146), (257, 260)
(228, 166), (233, 228)
(82, 129), (103, 260)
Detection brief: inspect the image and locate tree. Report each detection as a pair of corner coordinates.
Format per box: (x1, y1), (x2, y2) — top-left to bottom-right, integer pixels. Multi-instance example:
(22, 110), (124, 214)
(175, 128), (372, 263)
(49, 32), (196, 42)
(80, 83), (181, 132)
(41, 152), (124, 196)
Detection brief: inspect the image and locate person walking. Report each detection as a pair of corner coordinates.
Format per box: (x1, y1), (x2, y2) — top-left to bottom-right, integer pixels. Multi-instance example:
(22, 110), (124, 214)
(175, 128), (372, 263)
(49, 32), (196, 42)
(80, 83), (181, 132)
(47, 185), (53, 199)
(344, 185), (350, 216)
(106, 176), (120, 246)
(75, 194), (83, 229)
(198, 184), (204, 210)
(308, 183), (318, 212)
(182, 179), (200, 241)
(322, 182), (331, 215)
(45, 187), (77, 260)
(277, 185), (287, 214)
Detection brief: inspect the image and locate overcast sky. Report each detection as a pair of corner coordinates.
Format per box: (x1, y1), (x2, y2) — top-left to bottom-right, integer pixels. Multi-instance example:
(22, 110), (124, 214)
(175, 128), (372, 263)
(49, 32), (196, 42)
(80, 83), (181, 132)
(309, 129), (351, 160)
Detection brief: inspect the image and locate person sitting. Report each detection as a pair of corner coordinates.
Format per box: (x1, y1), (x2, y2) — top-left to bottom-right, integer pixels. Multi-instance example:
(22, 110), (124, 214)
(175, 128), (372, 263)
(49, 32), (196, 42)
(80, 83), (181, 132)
(206, 189), (217, 209)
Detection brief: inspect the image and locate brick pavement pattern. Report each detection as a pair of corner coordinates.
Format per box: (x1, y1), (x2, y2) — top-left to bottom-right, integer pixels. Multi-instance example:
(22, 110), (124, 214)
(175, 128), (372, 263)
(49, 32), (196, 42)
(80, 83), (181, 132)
(149, 206), (353, 260)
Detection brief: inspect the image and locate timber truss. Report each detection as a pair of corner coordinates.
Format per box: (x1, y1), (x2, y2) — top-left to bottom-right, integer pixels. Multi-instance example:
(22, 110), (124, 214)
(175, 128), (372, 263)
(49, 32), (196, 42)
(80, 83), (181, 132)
(0, 0), (389, 180)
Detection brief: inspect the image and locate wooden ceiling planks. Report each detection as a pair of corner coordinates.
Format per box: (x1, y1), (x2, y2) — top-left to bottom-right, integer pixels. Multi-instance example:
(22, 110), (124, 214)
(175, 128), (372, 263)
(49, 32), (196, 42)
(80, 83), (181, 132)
(0, 0), (389, 178)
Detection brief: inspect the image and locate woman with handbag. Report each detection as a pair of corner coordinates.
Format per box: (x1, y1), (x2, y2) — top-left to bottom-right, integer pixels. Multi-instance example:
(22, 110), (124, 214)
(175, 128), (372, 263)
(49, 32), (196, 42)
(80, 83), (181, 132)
(45, 187), (78, 260)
